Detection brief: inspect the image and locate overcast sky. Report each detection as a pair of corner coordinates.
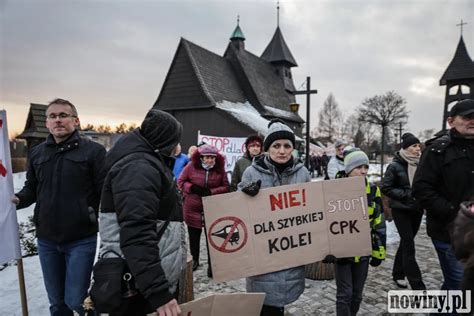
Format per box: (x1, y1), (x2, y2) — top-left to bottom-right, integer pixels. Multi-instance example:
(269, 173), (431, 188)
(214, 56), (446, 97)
(1, 0), (473, 138)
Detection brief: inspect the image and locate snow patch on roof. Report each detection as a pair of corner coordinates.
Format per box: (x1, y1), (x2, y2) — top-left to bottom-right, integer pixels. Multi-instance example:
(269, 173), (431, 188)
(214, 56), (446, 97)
(216, 101), (269, 135)
(216, 101), (302, 141)
(263, 105), (300, 121)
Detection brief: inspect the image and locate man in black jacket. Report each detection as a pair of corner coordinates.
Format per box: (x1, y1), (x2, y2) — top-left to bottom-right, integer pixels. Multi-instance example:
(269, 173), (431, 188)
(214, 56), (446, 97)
(98, 109), (185, 316)
(412, 99), (474, 291)
(12, 98), (106, 315)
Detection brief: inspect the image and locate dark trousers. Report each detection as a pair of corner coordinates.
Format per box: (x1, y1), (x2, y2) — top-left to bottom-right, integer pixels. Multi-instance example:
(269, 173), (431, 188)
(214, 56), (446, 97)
(392, 208), (426, 290)
(188, 226), (202, 265)
(335, 259), (369, 316)
(432, 239), (464, 290)
(260, 304), (284, 316)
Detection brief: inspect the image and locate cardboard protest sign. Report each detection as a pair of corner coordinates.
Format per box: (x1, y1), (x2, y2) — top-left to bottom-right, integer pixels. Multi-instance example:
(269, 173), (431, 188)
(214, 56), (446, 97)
(202, 176), (372, 282)
(180, 293), (265, 316)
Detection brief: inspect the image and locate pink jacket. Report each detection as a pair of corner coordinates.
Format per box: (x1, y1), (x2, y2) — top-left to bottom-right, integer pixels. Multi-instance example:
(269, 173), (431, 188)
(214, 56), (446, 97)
(178, 147), (229, 228)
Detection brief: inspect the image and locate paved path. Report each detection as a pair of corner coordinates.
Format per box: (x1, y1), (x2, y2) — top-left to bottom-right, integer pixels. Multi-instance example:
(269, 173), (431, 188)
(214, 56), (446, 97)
(191, 218), (443, 315)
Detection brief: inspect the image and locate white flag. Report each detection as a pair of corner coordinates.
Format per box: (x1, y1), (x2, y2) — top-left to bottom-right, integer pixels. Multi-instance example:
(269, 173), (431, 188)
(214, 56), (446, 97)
(0, 110), (22, 264)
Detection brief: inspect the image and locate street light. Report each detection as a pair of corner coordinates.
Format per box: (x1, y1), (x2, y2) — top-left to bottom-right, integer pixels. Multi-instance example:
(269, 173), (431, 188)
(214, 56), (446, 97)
(289, 76), (318, 170)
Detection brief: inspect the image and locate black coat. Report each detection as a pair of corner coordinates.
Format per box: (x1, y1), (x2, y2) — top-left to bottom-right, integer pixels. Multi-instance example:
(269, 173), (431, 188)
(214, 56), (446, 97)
(100, 129), (183, 310)
(16, 130), (106, 243)
(412, 129), (474, 242)
(380, 152), (419, 211)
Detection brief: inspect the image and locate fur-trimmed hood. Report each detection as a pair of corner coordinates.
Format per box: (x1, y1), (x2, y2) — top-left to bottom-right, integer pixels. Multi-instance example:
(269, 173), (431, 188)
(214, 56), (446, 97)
(190, 145), (226, 171)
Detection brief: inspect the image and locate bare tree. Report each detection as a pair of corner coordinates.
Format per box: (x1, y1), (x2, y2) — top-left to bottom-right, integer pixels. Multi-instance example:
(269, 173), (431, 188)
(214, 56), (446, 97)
(417, 128), (436, 143)
(343, 113), (376, 150)
(318, 93), (342, 143)
(127, 123), (137, 132)
(358, 91), (408, 177)
(82, 123), (96, 131)
(97, 124), (112, 134)
(115, 123), (128, 134)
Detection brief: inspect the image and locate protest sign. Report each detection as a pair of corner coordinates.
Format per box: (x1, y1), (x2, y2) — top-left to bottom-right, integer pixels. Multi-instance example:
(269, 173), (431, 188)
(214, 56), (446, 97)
(0, 110), (22, 264)
(180, 293), (265, 316)
(197, 133), (246, 179)
(202, 176), (372, 282)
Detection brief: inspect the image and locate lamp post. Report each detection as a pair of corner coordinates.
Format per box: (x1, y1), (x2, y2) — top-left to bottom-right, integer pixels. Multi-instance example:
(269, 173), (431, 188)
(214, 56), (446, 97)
(289, 76), (318, 170)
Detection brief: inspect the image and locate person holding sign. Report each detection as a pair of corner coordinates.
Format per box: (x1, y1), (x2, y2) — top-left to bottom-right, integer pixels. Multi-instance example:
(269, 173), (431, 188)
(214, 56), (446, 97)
(178, 144), (229, 276)
(332, 147), (386, 316)
(238, 119), (311, 316)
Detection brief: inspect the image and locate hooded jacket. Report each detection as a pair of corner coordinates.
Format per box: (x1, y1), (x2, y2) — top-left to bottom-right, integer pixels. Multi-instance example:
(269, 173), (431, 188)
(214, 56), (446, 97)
(16, 130), (106, 243)
(177, 146), (229, 229)
(237, 155), (311, 307)
(98, 111), (186, 311)
(380, 152), (420, 211)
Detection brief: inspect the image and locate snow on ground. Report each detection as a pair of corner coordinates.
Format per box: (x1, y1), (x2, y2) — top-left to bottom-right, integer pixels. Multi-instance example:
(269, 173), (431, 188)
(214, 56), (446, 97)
(1, 170), (399, 315)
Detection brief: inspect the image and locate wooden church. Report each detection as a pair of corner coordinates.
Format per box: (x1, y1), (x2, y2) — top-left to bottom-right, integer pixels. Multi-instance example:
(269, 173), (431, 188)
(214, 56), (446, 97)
(439, 26), (474, 130)
(153, 20), (305, 150)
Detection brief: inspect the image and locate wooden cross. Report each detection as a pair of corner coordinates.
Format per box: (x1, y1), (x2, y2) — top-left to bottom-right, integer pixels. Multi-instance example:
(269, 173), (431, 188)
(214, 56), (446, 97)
(457, 19), (467, 36)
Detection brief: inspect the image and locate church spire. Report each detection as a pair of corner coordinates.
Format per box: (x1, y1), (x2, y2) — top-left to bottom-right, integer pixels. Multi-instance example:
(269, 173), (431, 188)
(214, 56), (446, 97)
(230, 15), (245, 41)
(261, 26), (297, 67)
(440, 35), (474, 85)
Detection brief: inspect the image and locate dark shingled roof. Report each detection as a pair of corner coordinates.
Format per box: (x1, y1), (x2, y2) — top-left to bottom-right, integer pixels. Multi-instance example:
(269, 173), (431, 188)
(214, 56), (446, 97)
(155, 36), (303, 123)
(227, 45), (303, 123)
(154, 38), (246, 110)
(18, 103), (49, 139)
(261, 26), (298, 67)
(440, 36), (474, 85)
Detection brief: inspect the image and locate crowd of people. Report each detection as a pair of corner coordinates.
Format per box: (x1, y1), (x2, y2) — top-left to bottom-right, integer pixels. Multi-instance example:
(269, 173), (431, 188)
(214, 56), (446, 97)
(10, 97), (474, 315)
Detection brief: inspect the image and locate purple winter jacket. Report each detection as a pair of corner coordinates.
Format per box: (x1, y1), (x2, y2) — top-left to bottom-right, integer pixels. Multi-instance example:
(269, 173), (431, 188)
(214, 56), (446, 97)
(177, 147), (229, 228)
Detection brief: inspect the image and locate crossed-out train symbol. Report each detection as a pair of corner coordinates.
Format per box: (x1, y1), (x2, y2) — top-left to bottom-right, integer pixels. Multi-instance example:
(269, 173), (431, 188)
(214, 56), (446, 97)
(211, 225), (240, 245)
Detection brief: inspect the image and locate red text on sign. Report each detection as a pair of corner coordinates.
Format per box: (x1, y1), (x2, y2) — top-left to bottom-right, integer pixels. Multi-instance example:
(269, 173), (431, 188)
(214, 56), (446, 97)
(269, 189), (306, 211)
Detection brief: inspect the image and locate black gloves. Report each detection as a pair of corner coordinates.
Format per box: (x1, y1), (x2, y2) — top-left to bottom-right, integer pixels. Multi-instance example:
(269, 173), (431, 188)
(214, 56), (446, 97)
(241, 180), (262, 197)
(191, 185), (211, 197)
(369, 258), (382, 267)
(322, 255), (336, 264)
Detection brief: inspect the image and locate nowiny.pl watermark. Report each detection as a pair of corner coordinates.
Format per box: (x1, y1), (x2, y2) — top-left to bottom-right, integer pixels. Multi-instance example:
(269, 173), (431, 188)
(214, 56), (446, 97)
(388, 290), (471, 313)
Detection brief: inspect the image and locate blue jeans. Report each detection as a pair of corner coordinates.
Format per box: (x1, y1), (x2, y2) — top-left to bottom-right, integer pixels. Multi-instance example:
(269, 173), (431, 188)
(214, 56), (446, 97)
(38, 235), (97, 316)
(431, 239), (464, 290)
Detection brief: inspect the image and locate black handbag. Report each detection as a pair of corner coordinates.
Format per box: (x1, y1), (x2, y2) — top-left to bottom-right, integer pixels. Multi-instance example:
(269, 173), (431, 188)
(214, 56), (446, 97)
(89, 250), (138, 313)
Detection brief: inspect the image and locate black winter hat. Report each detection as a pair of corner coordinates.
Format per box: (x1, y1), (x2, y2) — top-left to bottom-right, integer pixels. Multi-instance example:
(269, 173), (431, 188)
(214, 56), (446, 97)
(263, 119), (295, 151)
(401, 132), (420, 149)
(140, 109), (183, 156)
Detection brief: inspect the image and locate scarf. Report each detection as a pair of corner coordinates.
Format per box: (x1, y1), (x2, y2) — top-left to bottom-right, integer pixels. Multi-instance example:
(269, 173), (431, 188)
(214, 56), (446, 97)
(398, 149), (420, 186)
(268, 156), (294, 175)
(201, 159), (215, 171)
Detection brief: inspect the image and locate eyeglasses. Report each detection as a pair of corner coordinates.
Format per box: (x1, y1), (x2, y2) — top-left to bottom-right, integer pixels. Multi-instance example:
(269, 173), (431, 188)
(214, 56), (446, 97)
(47, 113), (77, 120)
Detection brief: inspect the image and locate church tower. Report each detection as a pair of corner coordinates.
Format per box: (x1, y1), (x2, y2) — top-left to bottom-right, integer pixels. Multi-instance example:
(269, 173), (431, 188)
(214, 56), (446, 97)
(261, 3), (298, 93)
(439, 21), (474, 130)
